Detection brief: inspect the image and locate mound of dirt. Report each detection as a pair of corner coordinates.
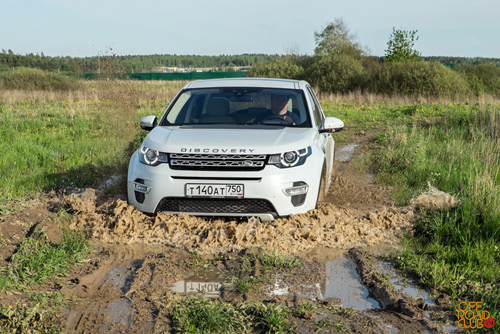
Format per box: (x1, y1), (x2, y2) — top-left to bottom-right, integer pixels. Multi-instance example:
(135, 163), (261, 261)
(410, 183), (458, 211)
(63, 191), (416, 255)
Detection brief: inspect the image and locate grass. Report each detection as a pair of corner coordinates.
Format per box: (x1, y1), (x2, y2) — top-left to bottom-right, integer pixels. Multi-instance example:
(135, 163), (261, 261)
(232, 274), (258, 294)
(323, 100), (500, 326)
(0, 81), (177, 203)
(0, 302), (62, 334)
(258, 251), (301, 270)
(0, 227), (90, 290)
(172, 297), (292, 334)
(340, 102), (499, 323)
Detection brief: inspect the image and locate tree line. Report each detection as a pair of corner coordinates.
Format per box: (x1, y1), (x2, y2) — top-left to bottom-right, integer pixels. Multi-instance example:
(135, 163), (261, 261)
(0, 50), (279, 74)
(1, 47), (499, 77)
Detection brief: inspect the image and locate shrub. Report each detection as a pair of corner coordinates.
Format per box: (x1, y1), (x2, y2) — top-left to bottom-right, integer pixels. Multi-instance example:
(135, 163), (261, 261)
(370, 61), (472, 98)
(307, 53), (366, 93)
(1, 67), (80, 91)
(456, 63), (500, 97)
(246, 56), (306, 80)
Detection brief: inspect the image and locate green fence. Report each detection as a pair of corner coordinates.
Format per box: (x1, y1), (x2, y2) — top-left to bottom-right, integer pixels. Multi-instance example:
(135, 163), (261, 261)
(82, 71), (247, 81)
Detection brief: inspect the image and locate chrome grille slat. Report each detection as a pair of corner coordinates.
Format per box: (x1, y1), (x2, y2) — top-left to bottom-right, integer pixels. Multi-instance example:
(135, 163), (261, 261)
(169, 153), (266, 171)
(170, 153), (266, 160)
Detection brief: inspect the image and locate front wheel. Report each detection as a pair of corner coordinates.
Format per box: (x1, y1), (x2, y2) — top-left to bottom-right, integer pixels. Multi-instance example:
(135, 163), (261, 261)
(317, 164), (329, 204)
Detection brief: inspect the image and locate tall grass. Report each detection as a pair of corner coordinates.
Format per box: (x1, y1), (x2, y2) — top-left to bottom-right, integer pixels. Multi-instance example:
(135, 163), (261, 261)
(373, 103), (500, 320)
(0, 81), (179, 201)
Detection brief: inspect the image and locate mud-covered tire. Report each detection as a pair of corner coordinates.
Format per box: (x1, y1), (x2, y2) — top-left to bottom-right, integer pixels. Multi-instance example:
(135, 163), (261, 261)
(317, 164), (328, 204)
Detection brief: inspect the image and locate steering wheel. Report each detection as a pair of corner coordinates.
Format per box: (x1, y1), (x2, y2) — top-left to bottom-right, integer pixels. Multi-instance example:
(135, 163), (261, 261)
(262, 115), (290, 124)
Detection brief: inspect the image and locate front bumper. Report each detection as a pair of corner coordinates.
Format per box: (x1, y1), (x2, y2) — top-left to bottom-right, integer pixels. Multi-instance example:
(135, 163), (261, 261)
(127, 151), (323, 221)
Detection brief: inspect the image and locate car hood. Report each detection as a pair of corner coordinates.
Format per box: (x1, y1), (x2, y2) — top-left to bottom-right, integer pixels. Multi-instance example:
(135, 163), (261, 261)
(142, 125), (318, 154)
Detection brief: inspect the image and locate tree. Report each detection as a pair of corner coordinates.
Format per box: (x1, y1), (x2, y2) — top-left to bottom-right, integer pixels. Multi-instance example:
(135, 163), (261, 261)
(384, 28), (421, 62)
(308, 18), (367, 93)
(313, 18), (363, 58)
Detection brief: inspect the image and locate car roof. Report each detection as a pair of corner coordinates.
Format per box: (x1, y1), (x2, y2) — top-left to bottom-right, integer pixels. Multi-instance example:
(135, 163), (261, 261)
(183, 78), (309, 90)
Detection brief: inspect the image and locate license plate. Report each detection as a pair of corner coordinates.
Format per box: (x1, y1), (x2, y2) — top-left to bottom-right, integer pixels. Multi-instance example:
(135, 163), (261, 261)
(185, 183), (244, 198)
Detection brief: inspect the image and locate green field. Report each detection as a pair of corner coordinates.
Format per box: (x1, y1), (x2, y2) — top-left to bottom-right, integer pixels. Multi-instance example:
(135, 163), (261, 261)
(1, 81), (499, 331)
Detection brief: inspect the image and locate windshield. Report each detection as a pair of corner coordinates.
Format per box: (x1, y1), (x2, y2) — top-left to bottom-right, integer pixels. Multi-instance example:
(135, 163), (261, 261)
(160, 87), (311, 127)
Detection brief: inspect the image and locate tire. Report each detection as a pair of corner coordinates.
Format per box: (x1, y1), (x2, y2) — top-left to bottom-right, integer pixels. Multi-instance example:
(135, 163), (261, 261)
(317, 164), (328, 204)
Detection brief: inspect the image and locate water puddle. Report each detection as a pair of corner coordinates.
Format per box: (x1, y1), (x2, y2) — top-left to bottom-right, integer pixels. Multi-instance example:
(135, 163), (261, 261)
(104, 298), (132, 326)
(374, 261), (435, 306)
(106, 260), (144, 294)
(167, 255), (438, 314)
(171, 270), (225, 298)
(170, 256), (381, 311)
(335, 144), (358, 162)
(322, 257), (380, 310)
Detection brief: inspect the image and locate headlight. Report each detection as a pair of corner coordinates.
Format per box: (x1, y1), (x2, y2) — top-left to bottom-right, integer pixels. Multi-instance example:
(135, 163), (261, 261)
(269, 147), (311, 168)
(138, 145), (168, 166)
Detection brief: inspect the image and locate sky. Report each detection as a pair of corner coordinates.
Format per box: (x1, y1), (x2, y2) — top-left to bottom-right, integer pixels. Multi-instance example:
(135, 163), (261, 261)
(1, 0), (499, 58)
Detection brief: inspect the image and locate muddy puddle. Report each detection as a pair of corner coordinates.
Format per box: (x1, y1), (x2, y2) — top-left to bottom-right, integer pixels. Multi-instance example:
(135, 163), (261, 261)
(374, 261), (435, 306)
(59, 245), (456, 333)
(169, 255), (382, 311)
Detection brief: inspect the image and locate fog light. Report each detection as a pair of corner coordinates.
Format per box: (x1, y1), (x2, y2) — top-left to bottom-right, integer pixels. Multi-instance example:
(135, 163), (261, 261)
(134, 182), (151, 193)
(283, 183), (309, 196)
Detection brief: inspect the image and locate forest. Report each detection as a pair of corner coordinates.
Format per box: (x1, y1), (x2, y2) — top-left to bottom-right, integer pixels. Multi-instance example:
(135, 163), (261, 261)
(1, 48), (499, 75)
(0, 50), (279, 74)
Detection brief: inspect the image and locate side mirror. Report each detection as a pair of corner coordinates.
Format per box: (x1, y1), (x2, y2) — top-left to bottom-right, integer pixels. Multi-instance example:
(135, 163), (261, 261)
(140, 115), (158, 131)
(319, 117), (344, 133)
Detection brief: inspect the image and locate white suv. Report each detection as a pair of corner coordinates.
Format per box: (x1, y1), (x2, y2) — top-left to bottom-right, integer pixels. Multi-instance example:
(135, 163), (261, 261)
(127, 78), (343, 221)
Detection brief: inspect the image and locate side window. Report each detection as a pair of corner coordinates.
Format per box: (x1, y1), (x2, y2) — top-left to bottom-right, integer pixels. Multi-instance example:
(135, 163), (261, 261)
(305, 87), (323, 127)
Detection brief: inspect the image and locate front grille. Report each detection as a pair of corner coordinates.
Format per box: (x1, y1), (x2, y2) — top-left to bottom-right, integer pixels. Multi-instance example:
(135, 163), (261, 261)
(156, 198), (276, 214)
(169, 153), (267, 171)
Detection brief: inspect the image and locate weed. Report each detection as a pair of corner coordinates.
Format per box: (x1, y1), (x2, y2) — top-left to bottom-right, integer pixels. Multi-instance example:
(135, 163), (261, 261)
(172, 296), (250, 333)
(0, 302), (61, 333)
(250, 303), (292, 334)
(315, 318), (351, 333)
(191, 253), (224, 270)
(326, 305), (355, 318)
(171, 297), (293, 334)
(0, 82), (169, 202)
(2, 67), (80, 91)
(56, 208), (72, 221)
(293, 302), (316, 317)
(258, 251), (301, 270)
(232, 275), (258, 294)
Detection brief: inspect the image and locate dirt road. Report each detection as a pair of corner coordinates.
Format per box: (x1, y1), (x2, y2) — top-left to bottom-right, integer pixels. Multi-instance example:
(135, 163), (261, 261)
(0, 139), (458, 333)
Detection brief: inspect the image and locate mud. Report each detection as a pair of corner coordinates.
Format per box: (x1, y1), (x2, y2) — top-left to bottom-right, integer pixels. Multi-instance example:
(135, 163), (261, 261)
(0, 140), (460, 333)
(61, 144), (416, 255)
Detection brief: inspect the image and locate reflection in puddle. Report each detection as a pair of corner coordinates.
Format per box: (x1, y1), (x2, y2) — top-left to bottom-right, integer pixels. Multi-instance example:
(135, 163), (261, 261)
(270, 279), (289, 296)
(99, 298), (132, 332)
(374, 262), (435, 306)
(267, 257), (381, 311)
(106, 260), (143, 294)
(107, 298), (132, 325)
(171, 271), (225, 298)
(323, 257), (380, 310)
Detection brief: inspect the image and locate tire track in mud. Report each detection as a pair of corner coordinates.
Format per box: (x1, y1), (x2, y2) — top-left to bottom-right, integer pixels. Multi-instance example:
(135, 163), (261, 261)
(63, 245), (191, 333)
